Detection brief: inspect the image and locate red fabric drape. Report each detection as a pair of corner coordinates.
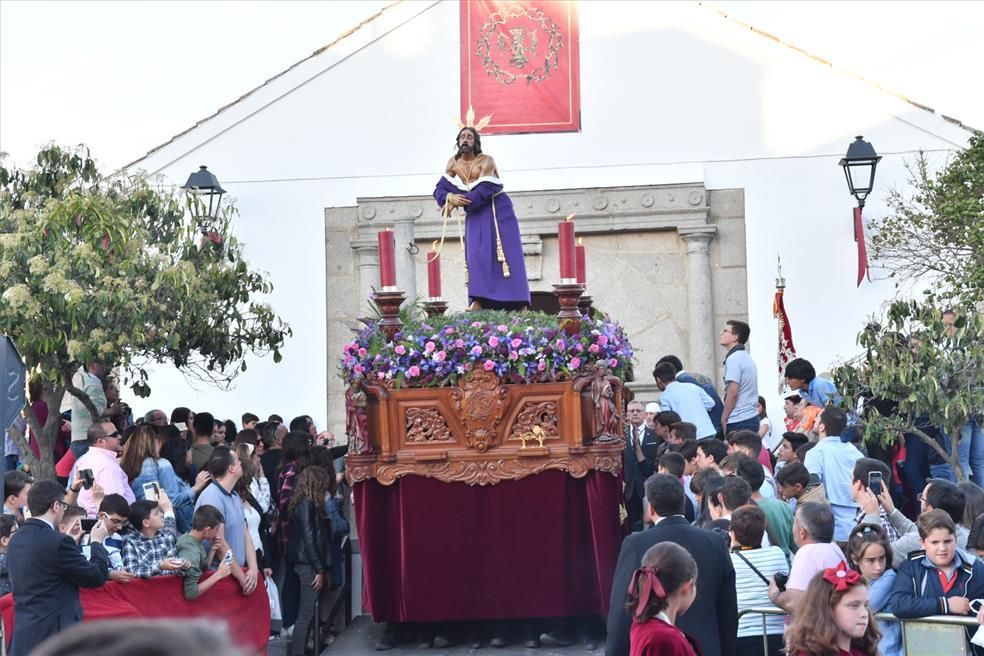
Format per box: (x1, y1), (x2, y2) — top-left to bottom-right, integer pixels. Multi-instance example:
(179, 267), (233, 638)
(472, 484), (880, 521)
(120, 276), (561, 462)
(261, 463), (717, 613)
(355, 469), (622, 622)
(854, 206), (870, 286)
(460, 1), (581, 134)
(1, 572), (269, 653)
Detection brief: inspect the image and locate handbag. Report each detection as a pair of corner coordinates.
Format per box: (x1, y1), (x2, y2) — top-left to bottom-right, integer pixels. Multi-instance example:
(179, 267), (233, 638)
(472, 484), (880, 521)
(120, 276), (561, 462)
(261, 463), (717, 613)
(265, 576), (283, 634)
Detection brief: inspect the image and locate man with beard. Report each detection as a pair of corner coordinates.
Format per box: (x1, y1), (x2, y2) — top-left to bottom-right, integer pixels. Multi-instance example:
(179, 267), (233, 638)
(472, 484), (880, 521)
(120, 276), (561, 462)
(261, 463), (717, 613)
(434, 124), (530, 311)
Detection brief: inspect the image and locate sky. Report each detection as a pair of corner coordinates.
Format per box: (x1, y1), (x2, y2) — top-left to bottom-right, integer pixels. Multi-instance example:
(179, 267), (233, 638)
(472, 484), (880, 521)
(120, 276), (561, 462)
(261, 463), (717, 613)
(2, 1), (982, 172)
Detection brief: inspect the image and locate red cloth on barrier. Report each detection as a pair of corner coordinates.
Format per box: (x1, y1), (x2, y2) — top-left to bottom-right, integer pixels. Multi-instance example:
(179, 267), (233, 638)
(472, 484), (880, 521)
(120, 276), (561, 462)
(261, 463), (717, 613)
(355, 469), (622, 622)
(1, 572), (269, 653)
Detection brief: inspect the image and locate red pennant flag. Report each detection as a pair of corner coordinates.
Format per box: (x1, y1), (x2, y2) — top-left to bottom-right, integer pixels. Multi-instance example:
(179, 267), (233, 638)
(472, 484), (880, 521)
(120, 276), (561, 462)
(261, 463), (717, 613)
(773, 287), (796, 379)
(460, 1), (580, 135)
(854, 207), (870, 287)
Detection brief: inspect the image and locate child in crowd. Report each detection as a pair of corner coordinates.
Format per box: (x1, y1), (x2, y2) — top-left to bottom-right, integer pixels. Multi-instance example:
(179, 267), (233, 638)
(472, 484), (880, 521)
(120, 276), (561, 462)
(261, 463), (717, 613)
(776, 462), (811, 511)
(850, 458), (900, 540)
(889, 510), (984, 644)
(97, 494), (130, 571)
(122, 491), (189, 577)
(675, 439), (701, 510)
(776, 432), (810, 474)
(784, 562), (881, 656)
(627, 542), (700, 656)
(695, 438), (728, 473)
(174, 505), (234, 600)
(967, 514), (984, 559)
(3, 470), (33, 525)
(57, 504), (88, 544)
(847, 524), (901, 656)
(658, 452), (696, 523)
(726, 430), (777, 497)
(0, 514), (17, 594)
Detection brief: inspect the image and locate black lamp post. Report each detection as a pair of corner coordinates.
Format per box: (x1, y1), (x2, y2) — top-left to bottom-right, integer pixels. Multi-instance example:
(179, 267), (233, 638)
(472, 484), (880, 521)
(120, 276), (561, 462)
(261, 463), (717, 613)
(181, 165), (226, 221)
(838, 136), (881, 208)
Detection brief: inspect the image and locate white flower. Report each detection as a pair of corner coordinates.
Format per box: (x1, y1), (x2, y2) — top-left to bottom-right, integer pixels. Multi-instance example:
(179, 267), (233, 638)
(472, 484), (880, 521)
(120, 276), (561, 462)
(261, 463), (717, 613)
(1, 284), (31, 309)
(27, 255), (49, 275)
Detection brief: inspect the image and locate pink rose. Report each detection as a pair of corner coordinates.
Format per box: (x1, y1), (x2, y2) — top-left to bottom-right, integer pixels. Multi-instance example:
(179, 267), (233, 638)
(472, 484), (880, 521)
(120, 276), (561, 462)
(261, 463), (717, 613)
(407, 365), (421, 378)
(555, 339), (566, 350)
(497, 324), (508, 332)
(538, 360), (547, 371)
(609, 358), (618, 368)
(488, 336), (499, 347)
(472, 321), (482, 329)
(358, 347), (367, 357)
(354, 364), (364, 374)
(455, 339), (465, 348)
(588, 344), (600, 353)
(597, 334), (609, 346)
(434, 350), (447, 361)
(508, 351), (519, 361)
(445, 327), (454, 335)
(424, 341), (435, 353)
(483, 360), (496, 371)
(471, 345), (483, 356)
(394, 344), (406, 355)
(511, 337), (522, 348)
(570, 357), (581, 369)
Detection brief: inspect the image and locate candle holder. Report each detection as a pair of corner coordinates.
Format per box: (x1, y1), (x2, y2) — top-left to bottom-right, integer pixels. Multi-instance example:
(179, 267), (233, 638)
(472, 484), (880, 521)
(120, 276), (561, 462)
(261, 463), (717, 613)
(553, 282), (585, 336)
(373, 288), (406, 342)
(578, 293), (593, 317)
(423, 299), (448, 317)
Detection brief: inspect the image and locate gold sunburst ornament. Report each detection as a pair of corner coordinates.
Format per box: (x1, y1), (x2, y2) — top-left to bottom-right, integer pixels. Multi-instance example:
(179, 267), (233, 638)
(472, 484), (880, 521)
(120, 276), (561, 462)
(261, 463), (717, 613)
(455, 105), (493, 132)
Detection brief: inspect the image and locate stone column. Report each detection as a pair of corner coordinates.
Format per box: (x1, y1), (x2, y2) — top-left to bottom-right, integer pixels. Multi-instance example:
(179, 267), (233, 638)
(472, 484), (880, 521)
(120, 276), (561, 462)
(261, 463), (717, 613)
(392, 215), (417, 302)
(352, 241), (379, 315)
(678, 227), (717, 379)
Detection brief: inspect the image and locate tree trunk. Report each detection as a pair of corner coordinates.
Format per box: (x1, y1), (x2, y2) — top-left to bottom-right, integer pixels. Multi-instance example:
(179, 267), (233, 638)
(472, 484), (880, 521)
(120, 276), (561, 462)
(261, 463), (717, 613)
(8, 386), (66, 482)
(910, 425), (966, 483)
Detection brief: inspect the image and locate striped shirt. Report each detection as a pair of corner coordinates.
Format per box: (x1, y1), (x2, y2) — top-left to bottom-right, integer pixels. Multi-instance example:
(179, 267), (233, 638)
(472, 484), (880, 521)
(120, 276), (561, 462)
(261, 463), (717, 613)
(729, 545), (788, 637)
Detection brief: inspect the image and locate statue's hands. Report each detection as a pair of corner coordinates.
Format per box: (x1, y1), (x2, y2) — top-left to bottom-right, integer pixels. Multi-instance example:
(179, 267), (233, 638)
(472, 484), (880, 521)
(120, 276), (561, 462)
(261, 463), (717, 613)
(449, 194), (471, 208)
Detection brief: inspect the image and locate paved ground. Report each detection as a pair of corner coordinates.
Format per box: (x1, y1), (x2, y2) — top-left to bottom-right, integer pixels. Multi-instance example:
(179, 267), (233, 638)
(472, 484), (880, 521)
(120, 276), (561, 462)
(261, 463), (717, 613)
(268, 617), (605, 655)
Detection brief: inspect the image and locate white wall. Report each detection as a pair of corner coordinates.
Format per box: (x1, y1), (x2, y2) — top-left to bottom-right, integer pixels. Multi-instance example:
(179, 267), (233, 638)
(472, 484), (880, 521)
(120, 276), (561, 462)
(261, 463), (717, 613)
(126, 1), (972, 429)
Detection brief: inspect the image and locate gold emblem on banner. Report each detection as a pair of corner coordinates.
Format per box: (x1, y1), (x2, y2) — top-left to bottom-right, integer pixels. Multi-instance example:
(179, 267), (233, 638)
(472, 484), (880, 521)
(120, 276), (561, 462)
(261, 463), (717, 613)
(476, 4), (564, 85)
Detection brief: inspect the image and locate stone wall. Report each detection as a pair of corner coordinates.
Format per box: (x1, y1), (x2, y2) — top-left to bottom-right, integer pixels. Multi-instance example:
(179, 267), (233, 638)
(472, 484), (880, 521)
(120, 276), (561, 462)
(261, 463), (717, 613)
(325, 182), (747, 428)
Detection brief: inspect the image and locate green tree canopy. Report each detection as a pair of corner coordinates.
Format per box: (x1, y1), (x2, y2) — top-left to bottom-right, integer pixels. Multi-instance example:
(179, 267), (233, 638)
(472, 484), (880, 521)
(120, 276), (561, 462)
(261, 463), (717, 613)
(871, 133), (984, 302)
(0, 145), (290, 479)
(832, 297), (983, 482)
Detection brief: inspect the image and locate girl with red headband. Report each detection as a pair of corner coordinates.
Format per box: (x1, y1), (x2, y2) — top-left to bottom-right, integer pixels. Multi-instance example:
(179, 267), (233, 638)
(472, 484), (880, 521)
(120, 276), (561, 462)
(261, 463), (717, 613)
(785, 561), (881, 656)
(626, 542), (701, 656)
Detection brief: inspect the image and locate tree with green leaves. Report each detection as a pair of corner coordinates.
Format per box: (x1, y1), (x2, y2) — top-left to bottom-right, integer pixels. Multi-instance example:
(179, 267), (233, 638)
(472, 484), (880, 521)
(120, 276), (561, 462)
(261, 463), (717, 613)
(832, 297), (983, 483)
(871, 133), (984, 303)
(0, 145), (290, 480)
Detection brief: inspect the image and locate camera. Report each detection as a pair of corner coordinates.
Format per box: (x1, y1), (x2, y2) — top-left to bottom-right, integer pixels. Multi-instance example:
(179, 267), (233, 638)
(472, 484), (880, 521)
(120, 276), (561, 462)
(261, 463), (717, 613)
(774, 572), (789, 592)
(79, 469), (95, 490)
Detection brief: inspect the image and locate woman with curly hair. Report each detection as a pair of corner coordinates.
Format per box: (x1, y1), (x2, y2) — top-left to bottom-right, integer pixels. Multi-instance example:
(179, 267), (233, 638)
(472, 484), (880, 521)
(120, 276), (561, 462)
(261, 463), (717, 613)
(626, 541), (700, 656)
(784, 562), (880, 656)
(286, 465), (333, 656)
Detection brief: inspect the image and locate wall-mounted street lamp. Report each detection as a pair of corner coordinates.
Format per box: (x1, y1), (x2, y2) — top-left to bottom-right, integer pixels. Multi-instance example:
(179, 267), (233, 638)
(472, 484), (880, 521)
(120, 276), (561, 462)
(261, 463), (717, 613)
(838, 136), (881, 209)
(181, 165), (226, 221)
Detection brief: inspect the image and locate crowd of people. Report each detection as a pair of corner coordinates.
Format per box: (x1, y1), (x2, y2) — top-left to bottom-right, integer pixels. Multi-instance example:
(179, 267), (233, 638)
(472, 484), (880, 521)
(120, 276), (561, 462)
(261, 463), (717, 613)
(2, 364), (349, 656)
(2, 312), (983, 656)
(609, 318), (984, 656)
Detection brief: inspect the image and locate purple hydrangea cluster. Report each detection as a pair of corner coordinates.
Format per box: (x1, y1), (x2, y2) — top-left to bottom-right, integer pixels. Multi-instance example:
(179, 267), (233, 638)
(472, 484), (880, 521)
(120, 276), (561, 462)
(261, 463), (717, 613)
(339, 311), (634, 388)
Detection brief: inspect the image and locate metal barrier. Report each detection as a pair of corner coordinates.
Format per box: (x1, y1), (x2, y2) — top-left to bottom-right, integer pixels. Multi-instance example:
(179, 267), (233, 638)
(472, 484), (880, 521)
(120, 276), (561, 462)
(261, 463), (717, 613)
(736, 606), (981, 656)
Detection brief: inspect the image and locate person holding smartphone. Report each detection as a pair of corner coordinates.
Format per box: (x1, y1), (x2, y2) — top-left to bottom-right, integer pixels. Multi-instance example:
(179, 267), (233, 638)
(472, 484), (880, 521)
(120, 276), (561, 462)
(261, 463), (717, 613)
(850, 459), (900, 541)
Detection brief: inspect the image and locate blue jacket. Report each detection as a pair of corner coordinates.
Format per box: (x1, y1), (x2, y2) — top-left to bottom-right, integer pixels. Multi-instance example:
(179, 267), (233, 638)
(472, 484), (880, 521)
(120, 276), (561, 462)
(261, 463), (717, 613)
(868, 570), (902, 656)
(889, 549), (984, 617)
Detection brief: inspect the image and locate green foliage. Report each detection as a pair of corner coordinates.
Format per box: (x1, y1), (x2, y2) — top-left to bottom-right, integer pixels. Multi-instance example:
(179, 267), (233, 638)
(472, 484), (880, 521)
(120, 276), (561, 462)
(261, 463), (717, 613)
(832, 296), (983, 481)
(0, 145), (290, 478)
(871, 134), (984, 302)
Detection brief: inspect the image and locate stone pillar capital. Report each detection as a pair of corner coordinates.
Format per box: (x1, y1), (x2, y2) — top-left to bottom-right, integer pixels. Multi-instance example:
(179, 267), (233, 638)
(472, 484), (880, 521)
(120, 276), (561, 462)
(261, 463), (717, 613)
(678, 227), (717, 253)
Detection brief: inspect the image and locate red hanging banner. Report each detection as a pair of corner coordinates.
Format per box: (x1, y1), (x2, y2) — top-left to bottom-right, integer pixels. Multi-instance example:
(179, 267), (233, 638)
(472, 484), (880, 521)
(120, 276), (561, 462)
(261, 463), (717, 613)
(854, 207), (870, 287)
(460, 0), (581, 135)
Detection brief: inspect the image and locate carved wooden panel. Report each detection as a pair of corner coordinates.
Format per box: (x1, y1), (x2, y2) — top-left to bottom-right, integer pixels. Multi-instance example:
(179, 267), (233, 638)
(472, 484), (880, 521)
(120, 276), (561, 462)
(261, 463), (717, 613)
(507, 401), (559, 442)
(405, 407), (454, 443)
(449, 370), (509, 453)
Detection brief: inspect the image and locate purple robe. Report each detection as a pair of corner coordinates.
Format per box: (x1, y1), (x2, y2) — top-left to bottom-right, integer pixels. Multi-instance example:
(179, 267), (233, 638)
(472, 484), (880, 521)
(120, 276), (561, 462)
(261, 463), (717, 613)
(434, 175), (530, 305)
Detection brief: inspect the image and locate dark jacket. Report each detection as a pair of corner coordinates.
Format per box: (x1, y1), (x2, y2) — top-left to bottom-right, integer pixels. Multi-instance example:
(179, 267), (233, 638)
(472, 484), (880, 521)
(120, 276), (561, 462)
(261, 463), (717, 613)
(623, 425), (660, 503)
(606, 516), (737, 656)
(286, 498), (331, 572)
(7, 518), (110, 656)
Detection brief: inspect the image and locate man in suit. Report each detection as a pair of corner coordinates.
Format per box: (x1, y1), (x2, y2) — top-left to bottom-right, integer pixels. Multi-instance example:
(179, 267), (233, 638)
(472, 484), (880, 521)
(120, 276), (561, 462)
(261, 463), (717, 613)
(7, 480), (111, 656)
(623, 400), (660, 531)
(607, 474), (738, 656)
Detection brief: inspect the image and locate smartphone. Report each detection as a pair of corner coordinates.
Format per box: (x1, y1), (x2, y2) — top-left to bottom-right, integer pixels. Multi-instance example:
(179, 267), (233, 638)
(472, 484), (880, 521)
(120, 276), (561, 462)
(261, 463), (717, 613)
(774, 571), (789, 592)
(174, 422), (187, 432)
(142, 482), (160, 501)
(867, 471), (884, 496)
(80, 518), (97, 533)
(223, 550), (234, 565)
(79, 469), (95, 490)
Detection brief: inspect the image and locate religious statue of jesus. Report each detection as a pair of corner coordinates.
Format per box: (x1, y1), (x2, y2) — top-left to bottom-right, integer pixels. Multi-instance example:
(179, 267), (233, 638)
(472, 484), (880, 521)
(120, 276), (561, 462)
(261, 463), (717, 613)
(434, 124), (530, 311)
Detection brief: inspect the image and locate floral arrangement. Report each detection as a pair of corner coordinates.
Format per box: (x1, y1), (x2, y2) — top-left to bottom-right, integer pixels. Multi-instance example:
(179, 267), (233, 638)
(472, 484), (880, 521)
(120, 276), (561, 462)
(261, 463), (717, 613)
(340, 310), (634, 389)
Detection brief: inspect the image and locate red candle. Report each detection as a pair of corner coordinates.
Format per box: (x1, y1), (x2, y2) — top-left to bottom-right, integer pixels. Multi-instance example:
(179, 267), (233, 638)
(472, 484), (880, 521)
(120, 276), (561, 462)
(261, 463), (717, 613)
(575, 238), (586, 286)
(558, 214), (576, 280)
(427, 241), (441, 298)
(377, 229), (396, 288)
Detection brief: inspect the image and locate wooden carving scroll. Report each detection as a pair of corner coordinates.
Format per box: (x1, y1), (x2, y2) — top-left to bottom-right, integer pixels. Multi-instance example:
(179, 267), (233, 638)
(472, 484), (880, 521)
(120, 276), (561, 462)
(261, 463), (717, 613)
(508, 401), (559, 442)
(449, 369), (509, 453)
(405, 407), (454, 443)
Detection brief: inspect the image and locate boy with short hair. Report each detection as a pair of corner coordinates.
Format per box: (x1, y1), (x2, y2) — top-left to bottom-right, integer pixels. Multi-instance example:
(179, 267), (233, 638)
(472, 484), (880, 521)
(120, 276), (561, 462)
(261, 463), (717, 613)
(727, 430), (778, 498)
(0, 514), (17, 594)
(849, 458), (899, 540)
(695, 438), (728, 473)
(174, 505), (234, 600)
(890, 509), (984, 628)
(775, 461), (810, 511)
(775, 431), (809, 474)
(122, 491), (189, 577)
(657, 451), (696, 523)
(3, 471), (33, 525)
(733, 453), (794, 557)
(57, 504), (88, 544)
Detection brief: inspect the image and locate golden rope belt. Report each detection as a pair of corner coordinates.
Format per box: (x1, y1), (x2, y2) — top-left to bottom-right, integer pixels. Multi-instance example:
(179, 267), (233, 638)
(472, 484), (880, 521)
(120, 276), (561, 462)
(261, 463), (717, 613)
(437, 190), (511, 286)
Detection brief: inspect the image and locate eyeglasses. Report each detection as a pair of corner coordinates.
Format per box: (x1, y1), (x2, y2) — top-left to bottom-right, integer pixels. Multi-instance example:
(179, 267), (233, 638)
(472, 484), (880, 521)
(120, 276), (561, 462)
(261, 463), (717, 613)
(102, 431), (121, 440)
